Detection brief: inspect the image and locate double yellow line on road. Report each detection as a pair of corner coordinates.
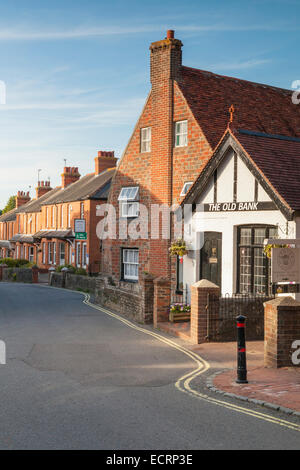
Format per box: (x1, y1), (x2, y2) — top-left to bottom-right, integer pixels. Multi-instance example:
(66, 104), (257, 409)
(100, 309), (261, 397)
(82, 293), (300, 433)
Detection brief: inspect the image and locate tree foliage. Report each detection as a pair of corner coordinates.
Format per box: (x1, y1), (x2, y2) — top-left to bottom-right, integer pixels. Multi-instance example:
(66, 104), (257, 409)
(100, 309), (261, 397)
(2, 195), (16, 214)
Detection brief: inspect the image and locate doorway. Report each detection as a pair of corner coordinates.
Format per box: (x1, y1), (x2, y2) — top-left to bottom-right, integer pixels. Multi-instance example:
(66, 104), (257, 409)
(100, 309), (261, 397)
(200, 232), (222, 287)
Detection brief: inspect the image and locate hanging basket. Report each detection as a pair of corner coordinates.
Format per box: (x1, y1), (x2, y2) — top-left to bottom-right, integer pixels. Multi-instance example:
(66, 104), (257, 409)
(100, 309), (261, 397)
(169, 239), (188, 258)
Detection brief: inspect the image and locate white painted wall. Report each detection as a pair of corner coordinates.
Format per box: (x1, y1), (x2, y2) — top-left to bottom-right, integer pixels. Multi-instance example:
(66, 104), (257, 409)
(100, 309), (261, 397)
(183, 150), (294, 295)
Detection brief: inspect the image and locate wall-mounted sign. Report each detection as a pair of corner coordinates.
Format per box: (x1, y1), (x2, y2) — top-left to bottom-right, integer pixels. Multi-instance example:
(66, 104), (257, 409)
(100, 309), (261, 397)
(271, 247), (300, 283)
(204, 201), (276, 212)
(74, 219), (86, 233)
(75, 232), (87, 240)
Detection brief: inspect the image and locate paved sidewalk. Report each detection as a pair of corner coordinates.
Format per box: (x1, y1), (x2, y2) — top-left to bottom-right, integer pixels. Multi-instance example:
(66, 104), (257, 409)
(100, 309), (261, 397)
(190, 341), (300, 413)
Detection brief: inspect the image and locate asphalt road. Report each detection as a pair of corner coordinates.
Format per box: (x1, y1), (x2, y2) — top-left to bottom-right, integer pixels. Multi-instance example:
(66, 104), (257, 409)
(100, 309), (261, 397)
(0, 282), (299, 450)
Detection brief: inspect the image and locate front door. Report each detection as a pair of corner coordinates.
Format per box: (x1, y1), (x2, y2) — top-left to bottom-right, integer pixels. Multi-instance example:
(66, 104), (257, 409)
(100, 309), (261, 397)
(200, 232), (222, 287)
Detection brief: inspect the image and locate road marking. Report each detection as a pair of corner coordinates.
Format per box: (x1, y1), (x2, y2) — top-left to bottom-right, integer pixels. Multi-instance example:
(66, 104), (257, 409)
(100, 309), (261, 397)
(82, 294), (300, 433)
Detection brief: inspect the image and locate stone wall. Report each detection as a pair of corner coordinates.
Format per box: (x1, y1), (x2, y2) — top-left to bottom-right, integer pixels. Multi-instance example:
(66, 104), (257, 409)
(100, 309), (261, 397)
(49, 272), (96, 294)
(2, 267), (33, 283)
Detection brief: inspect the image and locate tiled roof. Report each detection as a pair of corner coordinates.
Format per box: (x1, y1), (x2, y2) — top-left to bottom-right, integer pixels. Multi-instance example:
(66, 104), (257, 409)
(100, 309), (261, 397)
(180, 66), (300, 149)
(17, 187), (62, 213)
(0, 207), (18, 222)
(235, 129), (300, 211)
(41, 168), (115, 205)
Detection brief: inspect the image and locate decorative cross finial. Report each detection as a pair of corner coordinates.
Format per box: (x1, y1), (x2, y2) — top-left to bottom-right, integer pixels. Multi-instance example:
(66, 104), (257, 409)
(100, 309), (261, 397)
(229, 104), (235, 123)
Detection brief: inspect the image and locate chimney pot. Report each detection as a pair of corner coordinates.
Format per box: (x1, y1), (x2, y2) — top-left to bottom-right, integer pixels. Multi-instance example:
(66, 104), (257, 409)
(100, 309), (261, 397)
(167, 30), (174, 39)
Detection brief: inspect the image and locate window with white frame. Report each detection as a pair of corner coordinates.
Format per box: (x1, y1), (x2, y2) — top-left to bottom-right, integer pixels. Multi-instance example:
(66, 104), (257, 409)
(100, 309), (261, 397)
(68, 205), (72, 228)
(180, 181), (193, 196)
(61, 205), (64, 228)
(140, 127), (151, 153)
(175, 120), (188, 147)
(46, 207), (49, 228)
(80, 202), (84, 219)
(48, 242), (53, 264)
(42, 242), (46, 264)
(28, 246), (34, 263)
(52, 206), (55, 228)
(82, 242), (87, 268)
(122, 249), (139, 281)
(76, 242), (81, 267)
(118, 187), (139, 218)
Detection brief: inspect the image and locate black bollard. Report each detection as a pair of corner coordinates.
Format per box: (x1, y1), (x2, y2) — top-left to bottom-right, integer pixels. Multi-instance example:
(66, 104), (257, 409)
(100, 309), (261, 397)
(236, 314), (248, 384)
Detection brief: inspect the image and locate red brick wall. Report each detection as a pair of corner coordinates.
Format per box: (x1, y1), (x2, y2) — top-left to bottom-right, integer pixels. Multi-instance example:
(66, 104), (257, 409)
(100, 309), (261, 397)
(102, 33), (213, 297)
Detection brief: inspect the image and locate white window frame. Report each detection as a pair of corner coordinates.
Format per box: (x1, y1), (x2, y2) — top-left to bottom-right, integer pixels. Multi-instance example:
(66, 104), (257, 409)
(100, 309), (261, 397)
(53, 242), (56, 265)
(48, 242), (53, 264)
(121, 202), (139, 218)
(175, 120), (188, 147)
(76, 242), (81, 267)
(68, 205), (72, 228)
(118, 187), (139, 201)
(46, 207), (49, 228)
(82, 242), (87, 268)
(42, 242), (46, 264)
(59, 242), (65, 265)
(52, 206), (55, 228)
(80, 203), (84, 219)
(28, 246), (34, 263)
(140, 127), (151, 153)
(180, 181), (193, 197)
(118, 186), (139, 218)
(123, 249), (139, 281)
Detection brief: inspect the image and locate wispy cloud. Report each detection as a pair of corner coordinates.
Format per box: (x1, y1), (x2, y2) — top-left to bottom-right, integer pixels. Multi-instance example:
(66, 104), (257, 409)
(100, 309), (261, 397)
(208, 58), (272, 71)
(0, 21), (295, 41)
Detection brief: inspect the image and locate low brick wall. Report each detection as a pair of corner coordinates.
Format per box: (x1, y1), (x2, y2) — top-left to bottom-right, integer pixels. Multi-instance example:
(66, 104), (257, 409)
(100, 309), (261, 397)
(2, 267), (33, 283)
(95, 274), (154, 324)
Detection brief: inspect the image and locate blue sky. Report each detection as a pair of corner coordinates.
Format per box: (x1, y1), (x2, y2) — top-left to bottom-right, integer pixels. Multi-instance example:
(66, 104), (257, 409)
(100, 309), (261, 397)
(0, 0), (299, 208)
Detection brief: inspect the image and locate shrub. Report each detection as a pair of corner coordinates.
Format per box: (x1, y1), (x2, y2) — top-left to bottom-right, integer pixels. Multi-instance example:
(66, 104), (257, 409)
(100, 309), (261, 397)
(75, 268), (87, 276)
(0, 258), (30, 268)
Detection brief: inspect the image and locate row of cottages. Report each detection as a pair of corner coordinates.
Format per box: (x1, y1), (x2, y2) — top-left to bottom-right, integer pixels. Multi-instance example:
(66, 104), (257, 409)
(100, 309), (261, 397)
(0, 151), (116, 273)
(101, 29), (300, 320)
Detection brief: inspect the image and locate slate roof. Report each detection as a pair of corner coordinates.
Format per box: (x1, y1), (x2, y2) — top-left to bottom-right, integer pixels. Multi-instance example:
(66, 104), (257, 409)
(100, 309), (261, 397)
(179, 66), (300, 149)
(0, 207), (18, 222)
(10, 234), (34, 243)
(33, 230), (73, 240)
(17, 187), (62, 214)
(41, 168), (115, 205)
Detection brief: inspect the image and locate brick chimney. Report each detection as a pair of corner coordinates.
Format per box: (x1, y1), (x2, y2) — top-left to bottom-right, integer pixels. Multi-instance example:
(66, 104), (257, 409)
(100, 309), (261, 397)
(35, 180), (52, 199)
(94, 151), (117, 175)
(150, 29), (182, 86)
(148, 31), (183, 279)
(15, 191), (30, 208)
(61, 167), (80, 189)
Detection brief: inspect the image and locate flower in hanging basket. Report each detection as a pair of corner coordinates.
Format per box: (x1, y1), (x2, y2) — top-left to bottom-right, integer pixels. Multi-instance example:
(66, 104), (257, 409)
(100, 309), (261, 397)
(169, 239), (188, 257)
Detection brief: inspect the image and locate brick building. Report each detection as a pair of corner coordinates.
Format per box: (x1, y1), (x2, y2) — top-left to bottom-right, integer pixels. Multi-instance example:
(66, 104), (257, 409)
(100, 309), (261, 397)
(101, 30), (300, 322)
(6, 151), (116, 273)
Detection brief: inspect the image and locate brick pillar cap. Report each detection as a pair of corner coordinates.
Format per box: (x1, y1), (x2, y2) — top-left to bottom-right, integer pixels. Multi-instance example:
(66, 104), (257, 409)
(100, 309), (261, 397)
(192, 279), (219, 289)
(142, 272), (155, 281)
(264, 296), (300, 309)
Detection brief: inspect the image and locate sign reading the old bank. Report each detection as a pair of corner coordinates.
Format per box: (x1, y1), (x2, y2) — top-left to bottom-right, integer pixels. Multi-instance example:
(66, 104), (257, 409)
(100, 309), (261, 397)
(204, 201), (276, 212)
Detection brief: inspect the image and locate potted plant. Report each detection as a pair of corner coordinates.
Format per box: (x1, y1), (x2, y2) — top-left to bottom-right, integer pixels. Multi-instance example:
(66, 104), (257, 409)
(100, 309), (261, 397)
(169, 303), (191, 322)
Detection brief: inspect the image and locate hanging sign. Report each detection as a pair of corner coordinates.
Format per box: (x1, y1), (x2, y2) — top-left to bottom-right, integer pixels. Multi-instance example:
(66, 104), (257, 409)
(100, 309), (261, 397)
(271, 247), (300, 282)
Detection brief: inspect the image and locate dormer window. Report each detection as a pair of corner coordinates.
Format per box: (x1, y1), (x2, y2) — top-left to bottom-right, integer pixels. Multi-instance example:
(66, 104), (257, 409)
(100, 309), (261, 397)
(180, 181), (193, 197)
(118, 186), (139, 218)
(175, 120), (188, 147)
(140, 127), (151, 153)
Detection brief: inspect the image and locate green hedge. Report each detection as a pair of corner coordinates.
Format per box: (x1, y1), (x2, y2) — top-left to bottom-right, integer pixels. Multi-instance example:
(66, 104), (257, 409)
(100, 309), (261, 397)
(0, 258), (33, 268)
